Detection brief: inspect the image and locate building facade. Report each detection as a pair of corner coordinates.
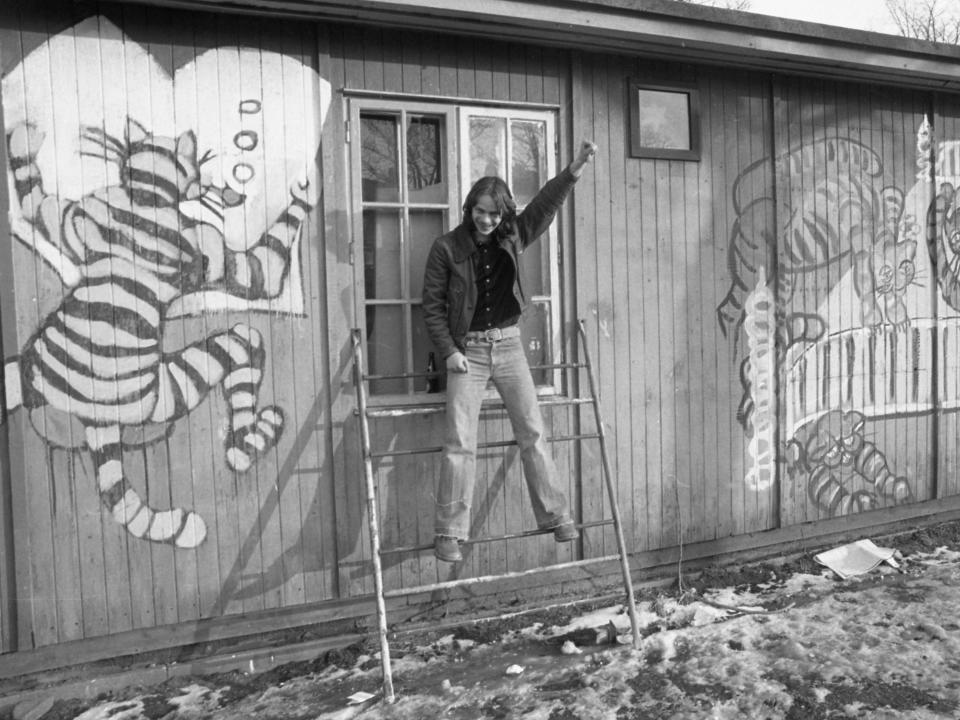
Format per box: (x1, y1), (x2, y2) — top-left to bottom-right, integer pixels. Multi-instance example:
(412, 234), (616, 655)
(2, 0), (960, 673)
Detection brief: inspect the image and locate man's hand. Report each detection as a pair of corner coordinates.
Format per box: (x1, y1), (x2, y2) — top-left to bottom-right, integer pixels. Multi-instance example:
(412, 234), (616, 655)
(446, 351), (469, 374)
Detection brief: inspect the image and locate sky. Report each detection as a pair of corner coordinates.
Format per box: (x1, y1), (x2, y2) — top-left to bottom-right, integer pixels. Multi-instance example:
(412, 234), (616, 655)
(746, 0), (902, 35)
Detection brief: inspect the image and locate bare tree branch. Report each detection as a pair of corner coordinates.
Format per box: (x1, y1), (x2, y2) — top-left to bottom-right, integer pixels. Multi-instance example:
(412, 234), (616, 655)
(885, 0), (960, 43)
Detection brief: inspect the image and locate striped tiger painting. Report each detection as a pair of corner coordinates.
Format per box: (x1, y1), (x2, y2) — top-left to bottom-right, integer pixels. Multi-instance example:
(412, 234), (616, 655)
(2, 117), (316, 548)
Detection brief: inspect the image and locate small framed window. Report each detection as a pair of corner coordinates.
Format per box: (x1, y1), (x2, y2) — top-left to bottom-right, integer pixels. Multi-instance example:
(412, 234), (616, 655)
(628, 80), (700, 161)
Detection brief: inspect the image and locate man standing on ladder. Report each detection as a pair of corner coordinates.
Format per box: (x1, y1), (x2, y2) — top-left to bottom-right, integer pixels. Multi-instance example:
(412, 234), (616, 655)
(421, 139), (598, 562)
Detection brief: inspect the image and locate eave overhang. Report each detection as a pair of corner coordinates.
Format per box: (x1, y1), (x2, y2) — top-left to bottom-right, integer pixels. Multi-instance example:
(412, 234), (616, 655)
(98, 0), (960, 92)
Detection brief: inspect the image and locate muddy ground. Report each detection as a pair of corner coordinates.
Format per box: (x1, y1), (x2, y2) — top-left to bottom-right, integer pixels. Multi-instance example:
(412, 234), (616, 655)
(5, 520), (960, 720)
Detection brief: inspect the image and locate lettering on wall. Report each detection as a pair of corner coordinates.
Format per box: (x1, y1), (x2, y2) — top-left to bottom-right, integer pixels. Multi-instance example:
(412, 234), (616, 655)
(0, 17), (330, 547)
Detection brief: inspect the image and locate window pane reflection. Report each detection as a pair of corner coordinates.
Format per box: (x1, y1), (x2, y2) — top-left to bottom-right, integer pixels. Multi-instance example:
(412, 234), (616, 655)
(411, 305), (444, 393)
(367, 305), (406, 395)
(511, 120), (546, 206)
(519, 303), (551, 387)
(518, 243), (544, 297)
(409, 210), (444, 300)
(361, 114), (400, 202)
(407, 115), (446, 203)
(363, 209), (402, 300)
(469, 116), (506, 183)
(636, 89), (691, 150)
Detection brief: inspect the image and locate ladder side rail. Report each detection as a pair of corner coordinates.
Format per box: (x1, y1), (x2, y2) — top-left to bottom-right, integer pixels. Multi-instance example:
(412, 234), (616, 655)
(577, 319), (642, 649)
(351, 329), (396, 702)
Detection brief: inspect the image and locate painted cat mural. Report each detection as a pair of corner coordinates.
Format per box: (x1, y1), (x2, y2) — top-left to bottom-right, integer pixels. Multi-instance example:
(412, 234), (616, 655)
(720, 126), (938, 516)
(0, 17), (329, 547)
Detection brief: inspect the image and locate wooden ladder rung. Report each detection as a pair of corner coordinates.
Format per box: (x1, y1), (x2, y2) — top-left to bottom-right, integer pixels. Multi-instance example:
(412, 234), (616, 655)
(361, 396), (596, 419)
(382, 554), (624, 598)
(379, 519), (615, 556)
(362, 362), (587, 383)
(369, 432), (601, 459)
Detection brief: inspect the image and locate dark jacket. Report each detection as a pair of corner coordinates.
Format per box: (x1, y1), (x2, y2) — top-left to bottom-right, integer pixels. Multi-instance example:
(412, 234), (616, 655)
(422, 168), (578, 359)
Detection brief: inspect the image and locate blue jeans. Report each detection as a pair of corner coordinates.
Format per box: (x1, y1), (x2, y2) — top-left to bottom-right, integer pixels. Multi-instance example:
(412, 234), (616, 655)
(435, 335), (571, 539)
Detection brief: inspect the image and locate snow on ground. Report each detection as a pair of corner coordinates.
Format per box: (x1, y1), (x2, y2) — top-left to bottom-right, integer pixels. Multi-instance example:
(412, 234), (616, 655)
(16, 544), (960, 719)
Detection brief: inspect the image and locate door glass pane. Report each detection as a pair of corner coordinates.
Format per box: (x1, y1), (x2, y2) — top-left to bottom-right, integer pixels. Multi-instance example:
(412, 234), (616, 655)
(511, 120), (546, 206)
(409, 209), (444, 299)
(367, 305), (406, 395)
(411, 305), (443, 393)
(469, 116), (506, 183)
(407, 115), (446, 204)
(363, 209), (402, 299)
(361, 114), (400, 202)
(519, 243), (545, 297)
(519, 302), (551, 387)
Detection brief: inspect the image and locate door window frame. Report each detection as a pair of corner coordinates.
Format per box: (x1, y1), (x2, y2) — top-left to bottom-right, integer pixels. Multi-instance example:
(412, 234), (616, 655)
(348, 97), (563, 402)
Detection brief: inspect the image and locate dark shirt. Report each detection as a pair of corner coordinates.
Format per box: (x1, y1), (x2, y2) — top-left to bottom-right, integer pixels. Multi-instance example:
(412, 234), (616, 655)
(469, 237), (521, 330)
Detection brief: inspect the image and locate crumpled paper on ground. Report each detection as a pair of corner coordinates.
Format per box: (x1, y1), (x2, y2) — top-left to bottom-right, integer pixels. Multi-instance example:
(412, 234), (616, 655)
(814, 539), (899, 580)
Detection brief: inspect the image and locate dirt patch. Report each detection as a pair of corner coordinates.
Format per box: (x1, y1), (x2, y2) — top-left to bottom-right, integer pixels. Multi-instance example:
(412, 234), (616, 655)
(443, 602), (602, 645)
(9, 519), (960, 720)
(617, 667), (736, 718)
(891, 521), (960, 555)
(766, 670), (958, 719)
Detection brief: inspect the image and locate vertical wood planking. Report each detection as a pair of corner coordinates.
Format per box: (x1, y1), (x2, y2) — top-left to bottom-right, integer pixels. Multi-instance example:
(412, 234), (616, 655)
(775, 75), (801, 527)
(714, 72), (738, 539)
(490, 40), (509, 102)
(655, 155), (679, 549)
(936, 97), (960, 499)
(401, 32), (421, 95)
(638, 153), (663, 551)
(591, 54), (616, 553)
(309, 22), (340, 603)
(302, 26), (337, 602)
(682, 109), (707, 544)
(361, 26), (383, 92)
(437, 35), (457, 97)
(11, 1), (69, 647)
(624, 73), (651, 553)
(570, 53), (604, 558)
(694, 71), (715, 541)
(48, 10), (96, 643)
(325, 23), (372, 598)
(158, 5), (204, 625)
(700, 70), (723, 540)
(604, 54), (636, 552)
(745, 70), (773, 532)
(0, 6), (18, 652)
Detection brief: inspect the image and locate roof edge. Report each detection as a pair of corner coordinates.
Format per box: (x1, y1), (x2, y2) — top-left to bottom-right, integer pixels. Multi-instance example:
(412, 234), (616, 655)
(106, 0), (960, 90)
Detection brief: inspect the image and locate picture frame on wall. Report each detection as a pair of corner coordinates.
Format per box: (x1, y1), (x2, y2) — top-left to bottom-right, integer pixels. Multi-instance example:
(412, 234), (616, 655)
(628, 79), (700, 161)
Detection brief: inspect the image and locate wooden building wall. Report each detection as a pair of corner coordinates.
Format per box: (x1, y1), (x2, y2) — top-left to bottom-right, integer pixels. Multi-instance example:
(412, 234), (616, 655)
(0, 2), (341, 654)
(1, 0), (960, 667)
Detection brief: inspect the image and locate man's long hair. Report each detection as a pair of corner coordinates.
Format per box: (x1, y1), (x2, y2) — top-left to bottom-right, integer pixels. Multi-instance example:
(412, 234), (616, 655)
(461, 176), (518, 240)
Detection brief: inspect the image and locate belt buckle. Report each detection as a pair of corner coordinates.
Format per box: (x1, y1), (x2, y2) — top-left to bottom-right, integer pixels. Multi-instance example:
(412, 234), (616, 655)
(484, 328), (502, 342)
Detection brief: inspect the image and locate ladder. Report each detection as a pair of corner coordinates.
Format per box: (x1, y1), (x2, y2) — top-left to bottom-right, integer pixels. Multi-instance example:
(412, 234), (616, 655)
(351, 319), (641, 703)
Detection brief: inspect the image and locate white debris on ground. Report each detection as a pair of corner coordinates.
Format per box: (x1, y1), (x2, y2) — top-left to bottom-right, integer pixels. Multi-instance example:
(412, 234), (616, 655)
(17, 544), (960, 720)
